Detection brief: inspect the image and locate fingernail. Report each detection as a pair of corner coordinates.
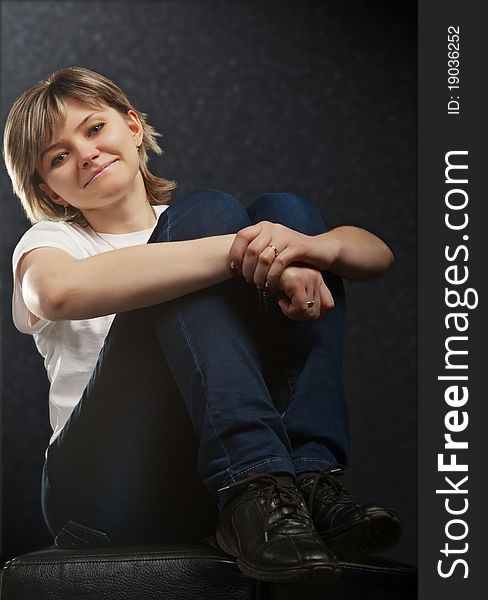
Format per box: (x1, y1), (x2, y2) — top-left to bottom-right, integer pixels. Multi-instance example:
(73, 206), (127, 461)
(230, 260), (240, 275)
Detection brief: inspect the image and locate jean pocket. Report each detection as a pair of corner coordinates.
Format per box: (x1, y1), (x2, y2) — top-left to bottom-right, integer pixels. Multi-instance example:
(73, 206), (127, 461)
(54, 519), (111, 548)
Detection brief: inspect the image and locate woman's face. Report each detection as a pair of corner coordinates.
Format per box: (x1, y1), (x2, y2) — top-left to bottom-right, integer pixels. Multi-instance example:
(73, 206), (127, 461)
(36, 97), (143, 215)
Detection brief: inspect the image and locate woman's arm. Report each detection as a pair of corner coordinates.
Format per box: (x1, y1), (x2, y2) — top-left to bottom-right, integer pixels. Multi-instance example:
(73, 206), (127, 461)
(19, 234), (235, 321)
(228, 222), (395, 290)
(304, 226), (395, 280)
(274, 265), (335, 322)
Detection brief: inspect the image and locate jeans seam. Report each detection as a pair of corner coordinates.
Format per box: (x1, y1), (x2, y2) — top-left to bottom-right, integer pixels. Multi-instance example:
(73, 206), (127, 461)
(156, 204), (242, 487)
(262, 292), (294, 419)
(292, 458), (334, 470)
(293, 458), (332, 461)
(166, 205), (234, 482)
(56, 527), (90, 547)
(160, 202), (172, 243)
(175, 309), (234, 480)
(222, 457), (293, 485)
(65, 520), (106, 536)
(279, 373), (294, 419)
(54, 519), (111, 548)
(41, 461), (54, 536)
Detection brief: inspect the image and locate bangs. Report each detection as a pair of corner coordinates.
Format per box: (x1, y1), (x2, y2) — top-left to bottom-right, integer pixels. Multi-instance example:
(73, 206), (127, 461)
(31, 92), (66, 172)
(33, 92), (106, 171)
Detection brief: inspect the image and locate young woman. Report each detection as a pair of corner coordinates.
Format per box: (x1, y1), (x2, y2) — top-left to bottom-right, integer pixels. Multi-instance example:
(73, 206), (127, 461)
(3, 66), (400, 584)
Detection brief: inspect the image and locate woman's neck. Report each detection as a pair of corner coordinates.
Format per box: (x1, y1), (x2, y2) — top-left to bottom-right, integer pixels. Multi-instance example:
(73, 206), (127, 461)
(90, 204), (157, 234)
(83, 173), (157, 233)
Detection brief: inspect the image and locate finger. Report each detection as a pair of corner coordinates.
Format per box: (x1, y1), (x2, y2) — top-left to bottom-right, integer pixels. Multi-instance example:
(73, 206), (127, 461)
(228, 224), (263, 275)
(303, 284), (320, 321)
(318, 285), (329, 320)
(253, 245), (278, 288)
(320, 280), (335, 310)
(277, 296), (307, 321)
(264, 246), (303, 291)
(290, 283), (318, 321)
(318, 281), (335, 320)
(276, 295), (291, 316)
(242, 234), (273, 282)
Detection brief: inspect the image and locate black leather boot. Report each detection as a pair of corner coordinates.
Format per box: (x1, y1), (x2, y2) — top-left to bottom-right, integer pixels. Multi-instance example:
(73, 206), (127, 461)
(296, 466), (401, 558)
(215, 473), (340, 583)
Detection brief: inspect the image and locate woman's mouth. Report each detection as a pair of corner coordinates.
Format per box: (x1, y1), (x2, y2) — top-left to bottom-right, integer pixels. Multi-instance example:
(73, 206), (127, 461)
(85, 160), (118, 186)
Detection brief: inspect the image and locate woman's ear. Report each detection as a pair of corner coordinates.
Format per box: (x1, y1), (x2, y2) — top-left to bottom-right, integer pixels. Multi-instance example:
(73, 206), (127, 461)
(39, 182), (65, 206)
(127, 110), (144, 147)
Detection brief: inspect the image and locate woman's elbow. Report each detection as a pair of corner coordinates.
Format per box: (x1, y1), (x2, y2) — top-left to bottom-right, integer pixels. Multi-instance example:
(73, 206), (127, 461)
(349, 246), (395, 282)
(372, 245), (395, 278)
(36, 286), (72, 321)
(385, 246), (395, 270)
(375, 237), (395, 275)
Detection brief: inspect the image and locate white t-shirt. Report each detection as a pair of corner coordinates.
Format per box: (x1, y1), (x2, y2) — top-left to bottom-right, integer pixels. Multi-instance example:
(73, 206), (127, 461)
(11, 205), (169, 453)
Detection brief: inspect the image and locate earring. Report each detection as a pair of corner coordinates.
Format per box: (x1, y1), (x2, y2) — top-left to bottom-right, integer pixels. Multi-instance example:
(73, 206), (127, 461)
(64, 205), (69, 219)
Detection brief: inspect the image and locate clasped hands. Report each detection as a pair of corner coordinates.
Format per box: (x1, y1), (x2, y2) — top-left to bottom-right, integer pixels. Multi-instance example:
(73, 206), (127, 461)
(228, 221), (334, 322)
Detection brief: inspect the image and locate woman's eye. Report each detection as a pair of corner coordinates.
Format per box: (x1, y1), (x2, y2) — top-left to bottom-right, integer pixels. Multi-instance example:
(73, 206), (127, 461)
(51, 152), (67, 167)
(89, 123), (104, 135)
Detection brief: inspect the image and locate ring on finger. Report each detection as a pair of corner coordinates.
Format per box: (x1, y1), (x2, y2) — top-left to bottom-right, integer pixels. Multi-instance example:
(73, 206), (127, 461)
(306, 300), (315, 309)
(267, 244), (279, 258)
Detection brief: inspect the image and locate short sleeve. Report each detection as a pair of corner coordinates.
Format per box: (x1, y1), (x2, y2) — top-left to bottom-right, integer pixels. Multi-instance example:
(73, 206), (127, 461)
(12, 221), (82, 334)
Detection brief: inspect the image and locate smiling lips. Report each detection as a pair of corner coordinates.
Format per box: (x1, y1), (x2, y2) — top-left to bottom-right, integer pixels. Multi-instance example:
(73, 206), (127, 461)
(85, 160), (117, 187)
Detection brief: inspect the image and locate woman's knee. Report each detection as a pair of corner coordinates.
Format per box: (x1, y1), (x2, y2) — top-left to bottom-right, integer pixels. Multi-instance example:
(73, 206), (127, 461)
(152, 188), (251, 242)
(247, 192), (330, 235)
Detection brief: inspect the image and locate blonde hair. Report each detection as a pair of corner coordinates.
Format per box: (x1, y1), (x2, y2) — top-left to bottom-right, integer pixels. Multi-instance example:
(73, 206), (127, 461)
(2, 66), (177, 225)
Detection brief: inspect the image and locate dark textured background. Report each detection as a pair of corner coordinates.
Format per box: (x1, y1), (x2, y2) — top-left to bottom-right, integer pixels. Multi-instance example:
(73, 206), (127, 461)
(1, 0), (417, 565)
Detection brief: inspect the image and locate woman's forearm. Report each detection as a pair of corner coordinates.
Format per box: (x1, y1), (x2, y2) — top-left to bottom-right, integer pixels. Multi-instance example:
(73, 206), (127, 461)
(227, 220), (395, 290)
(307, 226), (395, 281)
(40, 234), (236, 320)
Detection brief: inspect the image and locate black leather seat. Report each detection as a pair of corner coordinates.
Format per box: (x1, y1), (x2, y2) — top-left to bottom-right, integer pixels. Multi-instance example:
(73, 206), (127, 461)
(1, 539), (416, 599)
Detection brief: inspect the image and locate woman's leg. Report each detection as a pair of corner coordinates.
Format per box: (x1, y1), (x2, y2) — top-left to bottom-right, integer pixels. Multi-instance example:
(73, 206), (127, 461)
(43, 188), (299, 546)
(245, 192), (349, 473)
(144, 190), (340, 582)
(145, 189), (298, 508)
(245, 194), (402, 560)
(42, 306), (219, 546)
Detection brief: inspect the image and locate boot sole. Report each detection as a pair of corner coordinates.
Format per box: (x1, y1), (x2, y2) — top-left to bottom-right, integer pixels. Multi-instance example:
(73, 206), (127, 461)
(320, 511), (401, 557)
(216, 526), (341, 583)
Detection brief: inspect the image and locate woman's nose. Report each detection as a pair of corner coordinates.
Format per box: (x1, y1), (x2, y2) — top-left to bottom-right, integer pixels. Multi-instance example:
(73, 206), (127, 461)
(78, 143), (100, 167)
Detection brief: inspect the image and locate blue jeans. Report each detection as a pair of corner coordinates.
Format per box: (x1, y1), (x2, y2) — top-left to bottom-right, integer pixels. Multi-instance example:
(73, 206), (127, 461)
(42, 189), (349, 547)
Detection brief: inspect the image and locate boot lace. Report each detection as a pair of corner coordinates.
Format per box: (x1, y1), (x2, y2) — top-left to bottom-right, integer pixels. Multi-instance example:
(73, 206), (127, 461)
(218, 473), (308, 543)
(302, 465), (357, 516)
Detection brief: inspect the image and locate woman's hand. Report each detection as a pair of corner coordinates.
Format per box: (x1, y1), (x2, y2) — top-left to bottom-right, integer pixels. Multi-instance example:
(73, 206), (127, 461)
(273, 265), (335, 321)
(229, 220), (395, 286)
(228, 221), (326, 291)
